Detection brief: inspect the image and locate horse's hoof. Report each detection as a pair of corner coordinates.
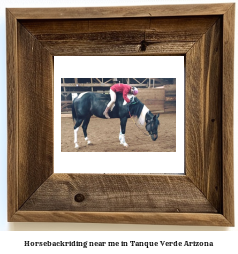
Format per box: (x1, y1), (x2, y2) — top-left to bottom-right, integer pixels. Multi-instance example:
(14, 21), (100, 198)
(75, 143), (79, 149)
(120, 142), (128, 147)
(87, 141), (91, 145)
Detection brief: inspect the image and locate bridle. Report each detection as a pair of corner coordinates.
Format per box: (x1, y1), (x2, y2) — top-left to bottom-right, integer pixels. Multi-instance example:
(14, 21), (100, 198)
(145, 113), (157, 136)
(128, 110), (150, 137)
(128, 108), (156, 137)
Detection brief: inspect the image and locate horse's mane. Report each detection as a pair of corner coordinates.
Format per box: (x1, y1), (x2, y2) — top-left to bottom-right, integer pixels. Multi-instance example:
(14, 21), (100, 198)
(114, 93), (145, 118)
(129, 97), (145, 118)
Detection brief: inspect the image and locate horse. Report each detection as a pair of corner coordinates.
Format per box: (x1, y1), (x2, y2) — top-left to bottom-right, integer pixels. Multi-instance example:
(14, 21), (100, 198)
(72, 92), (160, 148)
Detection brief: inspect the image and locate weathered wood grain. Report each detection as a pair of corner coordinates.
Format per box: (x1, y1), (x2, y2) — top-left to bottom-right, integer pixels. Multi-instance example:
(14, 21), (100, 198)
(149, 16), (219, 35)
(186, 18), (223, 212)
(19, 17), (219, 56)
(20, 19), (149, 34)
(20, 16), (218, 35)
(8, 4), (233, 19)
(39, 41), (192, 56)
(17, 23), (54, 208)
(6, 9), (18, 221)
(222, 4), (235, 226)
(20, 174), (217, 213)
(11, 211), (232, 226)
(6, 4), (234, 225)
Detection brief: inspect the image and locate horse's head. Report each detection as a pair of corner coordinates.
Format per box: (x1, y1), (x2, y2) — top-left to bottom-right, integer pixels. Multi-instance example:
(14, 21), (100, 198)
(145, 113), (160, 141)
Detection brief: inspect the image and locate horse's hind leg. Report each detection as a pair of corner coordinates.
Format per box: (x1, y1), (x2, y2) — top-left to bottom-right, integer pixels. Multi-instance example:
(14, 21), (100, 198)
(119, 127), (122, 142)
(82, 117), (91, 145)
(74, 118), (83, 148)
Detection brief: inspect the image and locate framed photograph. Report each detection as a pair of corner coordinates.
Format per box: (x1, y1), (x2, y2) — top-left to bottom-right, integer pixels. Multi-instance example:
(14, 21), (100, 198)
(7, 3), (234, 225)
(55, 56), (184, 174)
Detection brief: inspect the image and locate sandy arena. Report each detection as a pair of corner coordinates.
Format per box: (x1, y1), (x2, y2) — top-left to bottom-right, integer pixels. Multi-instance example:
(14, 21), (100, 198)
(61, 113), (176, 152)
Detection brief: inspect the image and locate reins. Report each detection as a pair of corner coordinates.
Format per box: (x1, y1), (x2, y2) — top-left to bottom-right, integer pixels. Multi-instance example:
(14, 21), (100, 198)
(128, 109), (150, 137)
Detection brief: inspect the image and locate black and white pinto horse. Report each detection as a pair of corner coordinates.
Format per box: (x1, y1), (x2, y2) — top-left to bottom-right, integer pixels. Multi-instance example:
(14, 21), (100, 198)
(72, 92), (160, 148)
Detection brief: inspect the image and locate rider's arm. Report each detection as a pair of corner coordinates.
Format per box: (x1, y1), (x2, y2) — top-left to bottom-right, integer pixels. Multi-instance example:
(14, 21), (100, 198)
(123, 88), (130, 103)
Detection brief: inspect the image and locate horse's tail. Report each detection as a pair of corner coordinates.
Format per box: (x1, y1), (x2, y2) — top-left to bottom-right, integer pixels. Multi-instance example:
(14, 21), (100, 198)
(72, 98), (77, 122)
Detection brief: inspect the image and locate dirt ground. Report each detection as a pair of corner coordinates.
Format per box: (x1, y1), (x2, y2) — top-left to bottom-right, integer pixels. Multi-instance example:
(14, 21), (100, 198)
(61, 113), (176, 152)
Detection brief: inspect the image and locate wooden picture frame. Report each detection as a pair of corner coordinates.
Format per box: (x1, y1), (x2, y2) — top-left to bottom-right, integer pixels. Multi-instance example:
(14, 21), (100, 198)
(7, 3), (234, 226)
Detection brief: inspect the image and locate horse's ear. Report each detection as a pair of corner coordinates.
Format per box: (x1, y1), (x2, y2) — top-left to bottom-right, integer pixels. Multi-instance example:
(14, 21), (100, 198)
(157, 113), (160, 118)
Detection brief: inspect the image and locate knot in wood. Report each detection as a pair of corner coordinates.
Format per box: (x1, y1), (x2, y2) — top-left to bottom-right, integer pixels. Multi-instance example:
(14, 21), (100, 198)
(140, 40), (148, 52)
(74, 193), (85, 202)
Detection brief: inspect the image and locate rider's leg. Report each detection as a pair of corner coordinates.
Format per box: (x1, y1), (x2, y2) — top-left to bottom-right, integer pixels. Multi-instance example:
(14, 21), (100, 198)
(103, 89), (116, 119)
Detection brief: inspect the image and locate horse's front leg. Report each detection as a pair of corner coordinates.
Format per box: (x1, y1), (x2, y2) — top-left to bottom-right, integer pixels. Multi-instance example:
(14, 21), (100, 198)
(82, 117), (91, 145)
(120, 117), (128, 147)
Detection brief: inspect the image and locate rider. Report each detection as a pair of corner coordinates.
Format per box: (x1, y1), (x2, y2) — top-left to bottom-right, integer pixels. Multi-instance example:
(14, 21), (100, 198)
(103, 83), (138, 119)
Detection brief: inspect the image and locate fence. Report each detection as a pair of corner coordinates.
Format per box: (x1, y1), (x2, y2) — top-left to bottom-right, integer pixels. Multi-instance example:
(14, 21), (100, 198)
(61, 85), (176, 114)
